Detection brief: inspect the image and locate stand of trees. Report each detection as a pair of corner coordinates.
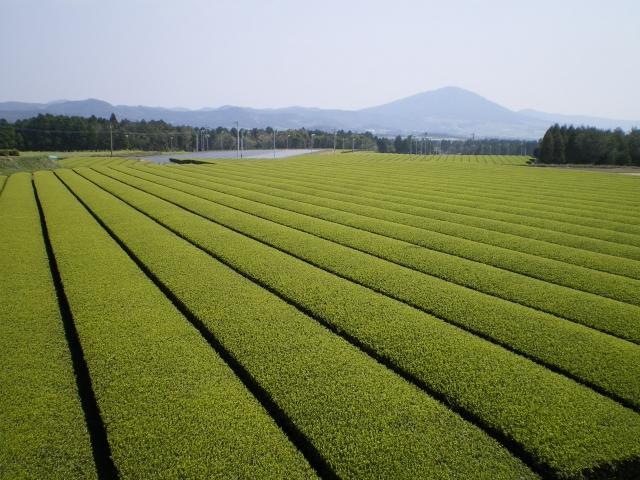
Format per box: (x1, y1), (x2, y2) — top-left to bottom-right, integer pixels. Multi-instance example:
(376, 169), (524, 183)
(375, 136), (538, 156)
(0, 114), (381, 153)
(536, 124), (640, 165)
(1, 112), (552, 158)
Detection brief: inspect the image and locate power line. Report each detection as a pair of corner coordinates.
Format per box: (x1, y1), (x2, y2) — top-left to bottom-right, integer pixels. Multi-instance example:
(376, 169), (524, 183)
(0, 125), (193, 137)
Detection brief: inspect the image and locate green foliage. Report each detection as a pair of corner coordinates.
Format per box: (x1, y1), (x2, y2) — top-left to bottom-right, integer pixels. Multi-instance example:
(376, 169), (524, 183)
(147, 164), (640, 341)
(75, 165), (640, 479)
(538, 124), (640, 165)
(0, 173), (96, 479)
(538, 129), (555, 163)
(0, 149), (19, 156)
(6, 154), (640, 478)
(152, 161), (640, 301)
(553, 126), (566, 163)
(95, 163), (640, 412)
(56, 167), (535, 479)
(0, 155), (64, 175)
(34, 171), (315, 479)
(0, 119), (16, 149)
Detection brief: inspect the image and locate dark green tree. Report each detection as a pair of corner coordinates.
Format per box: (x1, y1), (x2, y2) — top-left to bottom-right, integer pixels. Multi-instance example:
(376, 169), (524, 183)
(538, 129), (555, 163)
(628, 128), (640, 165)
(394, 135), (403, 153)
(553, 128), (565, 163)
(0, 118), (15, 149)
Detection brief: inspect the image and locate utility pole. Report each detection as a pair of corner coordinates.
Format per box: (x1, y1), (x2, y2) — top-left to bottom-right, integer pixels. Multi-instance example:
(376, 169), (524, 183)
(423, 132), (428, 158)
(234, 121), (239, 158)
(170, 136), (173, 152)
(409, 134), (412, 161)
(287, 134), (290, 150)
(310, 133), (315, 154)
(352, 136), (355, 153)
(274, 130), (277, 158)
(109, 123), (113, 157)
(333, 128), (336, 155)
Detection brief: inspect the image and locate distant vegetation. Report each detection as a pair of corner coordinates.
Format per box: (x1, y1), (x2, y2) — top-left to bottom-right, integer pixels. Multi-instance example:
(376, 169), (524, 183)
(536, 124), (640, 165)
(0, 114), (365, 152)
(0, 155), (64, 176)
(377, 136), (538, 156)
(1, 113), (539, 155)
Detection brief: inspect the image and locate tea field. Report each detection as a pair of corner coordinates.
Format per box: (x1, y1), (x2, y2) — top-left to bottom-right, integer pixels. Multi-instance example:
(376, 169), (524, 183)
(2, 153), (640, 479)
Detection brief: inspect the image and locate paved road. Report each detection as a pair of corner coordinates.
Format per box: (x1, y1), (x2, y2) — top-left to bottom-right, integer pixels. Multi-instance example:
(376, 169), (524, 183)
(141, 149), (313, 163)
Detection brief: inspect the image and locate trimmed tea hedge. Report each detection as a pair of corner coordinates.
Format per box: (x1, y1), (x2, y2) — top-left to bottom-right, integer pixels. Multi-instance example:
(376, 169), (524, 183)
(74, 166), (640, 479)
(99, 164), (640, 410)
(58, 168), (536, 480)
(34, 170), (315, 479)
(0, 173), (96, 478)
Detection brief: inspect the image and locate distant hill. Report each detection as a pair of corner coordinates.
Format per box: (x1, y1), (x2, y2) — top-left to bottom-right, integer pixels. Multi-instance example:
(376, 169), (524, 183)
(1, 87), (636, 139)
(518, 109), (639, 132)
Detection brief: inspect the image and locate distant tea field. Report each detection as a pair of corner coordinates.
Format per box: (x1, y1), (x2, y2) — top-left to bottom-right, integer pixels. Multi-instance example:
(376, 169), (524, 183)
(2, 153), (640, 479)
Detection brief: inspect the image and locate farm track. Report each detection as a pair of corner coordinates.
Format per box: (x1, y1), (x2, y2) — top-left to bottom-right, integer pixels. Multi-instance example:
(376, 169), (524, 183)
(4, 153), (640, 478)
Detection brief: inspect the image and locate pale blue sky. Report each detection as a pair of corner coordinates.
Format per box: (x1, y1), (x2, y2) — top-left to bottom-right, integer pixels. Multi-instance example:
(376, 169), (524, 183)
(1, 0), (638, 119)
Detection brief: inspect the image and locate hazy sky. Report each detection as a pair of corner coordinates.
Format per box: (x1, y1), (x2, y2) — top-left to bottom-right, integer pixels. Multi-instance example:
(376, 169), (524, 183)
(1, 0), (639, 119)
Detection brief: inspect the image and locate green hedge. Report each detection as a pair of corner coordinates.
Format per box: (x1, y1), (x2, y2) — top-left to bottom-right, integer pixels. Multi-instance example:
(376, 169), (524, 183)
(100, 164), (640, 411)
(153, 165), (640, 337)
(58, 168), (535, 480)
(201, 162), (640, 255)
(180, 163), (640, 282)
(0, 173), (96, 478)
(34, 171), (315, 479)
(0, 149), (20, 156)
(249, 159), (639, 227)
(75, 166), (640, 479)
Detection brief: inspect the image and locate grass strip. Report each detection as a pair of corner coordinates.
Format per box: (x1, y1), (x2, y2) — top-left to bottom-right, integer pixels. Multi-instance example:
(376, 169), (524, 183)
(163, 164), (640, 309)
(181, 163), (640, 279)
(100, 164), (640, 410)
(33, 171), (315, 479)
(73, 167), (640, 479)
(58, 168), (537, 480)
(0, 173), (97, 479)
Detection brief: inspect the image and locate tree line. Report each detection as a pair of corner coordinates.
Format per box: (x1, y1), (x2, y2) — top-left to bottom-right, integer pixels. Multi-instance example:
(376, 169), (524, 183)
(0, 113), (380, 152)
(536, 124), (640, 165)
(376, 136), (538, 156)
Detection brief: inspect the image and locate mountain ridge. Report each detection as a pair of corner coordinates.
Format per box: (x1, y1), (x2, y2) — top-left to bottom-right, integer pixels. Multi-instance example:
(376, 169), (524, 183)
(1, 87), (636, 139)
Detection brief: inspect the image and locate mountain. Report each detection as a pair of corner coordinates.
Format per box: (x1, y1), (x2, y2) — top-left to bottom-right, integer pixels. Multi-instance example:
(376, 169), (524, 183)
(518, 109), (639, 132)
(2, 87), (634, 139)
